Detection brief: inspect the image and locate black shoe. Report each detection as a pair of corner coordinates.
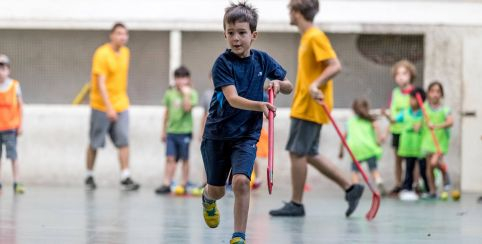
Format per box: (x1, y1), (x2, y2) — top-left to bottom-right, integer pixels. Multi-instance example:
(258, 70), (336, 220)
(269, 201), (305, 217)
(121, 178), (140, 191)
(155, 185), (171, 195)
(85, 176), (97, 190)
(477, 196), (482, 203)
(345, 184), (364, 217)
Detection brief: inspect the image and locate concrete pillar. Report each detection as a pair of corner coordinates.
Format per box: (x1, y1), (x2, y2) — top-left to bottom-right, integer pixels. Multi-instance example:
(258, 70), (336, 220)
(169, 30), (182, 86)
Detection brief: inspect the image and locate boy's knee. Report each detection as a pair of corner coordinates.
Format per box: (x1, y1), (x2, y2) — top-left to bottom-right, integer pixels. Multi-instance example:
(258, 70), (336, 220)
(206, 185), (225, 200)
(232, 175), (250, 193)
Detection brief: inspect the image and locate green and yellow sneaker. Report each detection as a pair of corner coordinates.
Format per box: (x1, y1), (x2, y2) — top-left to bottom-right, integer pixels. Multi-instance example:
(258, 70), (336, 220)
(202, 200), (220, 228)
(230, 237), (246, 244)
(14, 183), (25, 194)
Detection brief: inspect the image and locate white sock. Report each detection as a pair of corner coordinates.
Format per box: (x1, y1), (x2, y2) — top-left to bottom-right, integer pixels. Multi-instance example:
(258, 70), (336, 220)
(375, 177), (383, 185)
(86, 170), (94, 178)
(121, 169), (131, 180)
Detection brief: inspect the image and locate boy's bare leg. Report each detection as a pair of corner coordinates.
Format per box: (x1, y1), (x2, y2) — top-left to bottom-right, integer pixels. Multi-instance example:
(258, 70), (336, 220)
(306, 154), (351, 190)
(426, 155), (437, 195)
(290, 153), (308, 204)
(232, 174), (250, 233)
(181, 160), (189, 186)
(204, 184), (225, 200)
(118, 146), (129, 171)
(253, 160), (259, 177)
(12, 160), (19, 182)
(371, 170), (383, 183)
(162, 157), (177, 186)
(394, 152), (403, 187)
(351, 172), (359, 184)
(86, 146), (97, 171)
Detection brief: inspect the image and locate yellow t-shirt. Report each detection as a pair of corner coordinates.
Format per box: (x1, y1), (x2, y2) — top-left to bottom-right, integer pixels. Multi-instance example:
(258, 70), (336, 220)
(90, 43), (130, 112)
(290, 27), (337, 125)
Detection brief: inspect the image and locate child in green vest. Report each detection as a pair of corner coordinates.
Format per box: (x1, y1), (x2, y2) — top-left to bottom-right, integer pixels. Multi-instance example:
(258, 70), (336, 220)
(386, 87), (429, 201)
(422, 81), (453, 198)
(386, 60), (416, 195)
(339, 98), (386, 196)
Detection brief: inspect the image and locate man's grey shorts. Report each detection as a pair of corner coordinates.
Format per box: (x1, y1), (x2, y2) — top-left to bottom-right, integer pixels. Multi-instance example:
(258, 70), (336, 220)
(285, 118), (322, 156)
(89, 109), (129, 149)
(0, 130), (18, 160)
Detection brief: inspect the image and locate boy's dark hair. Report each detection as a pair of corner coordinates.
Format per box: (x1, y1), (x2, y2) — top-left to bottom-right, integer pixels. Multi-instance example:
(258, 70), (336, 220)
(410, 87), (426, 102)
(111, 22), (127, 33)
(352, 98), (376, 122)
(224, 1), (258, 32)
(288, 0), (319, 22)
(391, 59), (417, 84)
(174, 65), (191, 78)
(428, 80), (444, 97)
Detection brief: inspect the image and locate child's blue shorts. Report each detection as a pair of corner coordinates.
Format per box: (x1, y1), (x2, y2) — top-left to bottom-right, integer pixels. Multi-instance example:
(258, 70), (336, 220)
(201, 138), (257, 186)
(166, 133), (192, 162)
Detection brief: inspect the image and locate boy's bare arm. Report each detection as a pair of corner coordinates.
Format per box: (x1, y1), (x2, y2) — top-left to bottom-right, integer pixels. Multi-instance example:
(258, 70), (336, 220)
(180, 86), (194, 112)
(222, 85), (275, 118)
(17, 95), (23, 136)
(309, 58), (342, 101)
(267, 79), (293, 96)
(199, 112), (208, 141)
(372, 121), (385, 144)
(161, 108), (168, 142)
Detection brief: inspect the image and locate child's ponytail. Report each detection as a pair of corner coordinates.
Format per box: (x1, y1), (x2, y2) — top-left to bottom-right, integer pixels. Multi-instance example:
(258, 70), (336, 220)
(352, 98), (376, 122)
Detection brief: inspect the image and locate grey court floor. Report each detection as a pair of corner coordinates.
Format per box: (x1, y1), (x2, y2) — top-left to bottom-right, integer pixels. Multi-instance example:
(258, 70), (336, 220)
(0, 186), (481, 244)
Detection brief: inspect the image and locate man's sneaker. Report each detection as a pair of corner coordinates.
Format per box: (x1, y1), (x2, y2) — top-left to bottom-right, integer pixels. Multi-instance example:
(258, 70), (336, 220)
(85, 176), (97, 190)
(269, 201), (305, 217)
(345, 184), (364, 217)
(399, 190), (419, 201)
(202, 198), (220, 228)
(120, 178), (140, 191)
(230, 237), (246, 244)
(155, 185), (171, 195)
(13, 183), (25, 194)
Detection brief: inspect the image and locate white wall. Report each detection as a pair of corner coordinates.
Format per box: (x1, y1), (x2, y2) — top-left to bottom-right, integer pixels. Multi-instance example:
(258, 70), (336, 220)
(0, 105), (432, 192)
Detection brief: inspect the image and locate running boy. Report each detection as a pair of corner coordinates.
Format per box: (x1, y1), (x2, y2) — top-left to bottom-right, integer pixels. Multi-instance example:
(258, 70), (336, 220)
(340, 98), (386, 195)
(156, 66), (198, 195)
(386, 60), (416, 195)
(0, 54), (25, 194)
(200, 3), (293, 243)
(422, 81), (453, 198)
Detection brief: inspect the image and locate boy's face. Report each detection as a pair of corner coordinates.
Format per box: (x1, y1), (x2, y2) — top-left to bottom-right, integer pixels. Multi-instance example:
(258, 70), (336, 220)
(289, 9), (300, 26)
(395, 66), (411, 88)
(175, 76), (190, 88)
(0, 63), (10, 81)
(110, 27), (129, 47)
(224, 21), (257, 58)
(428, 85), (442, 103)
(409, 96), (419, 109)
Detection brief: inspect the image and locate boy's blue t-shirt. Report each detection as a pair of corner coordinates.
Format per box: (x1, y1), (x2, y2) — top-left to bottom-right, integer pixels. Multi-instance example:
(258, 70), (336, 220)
(203, 49), (286, 140)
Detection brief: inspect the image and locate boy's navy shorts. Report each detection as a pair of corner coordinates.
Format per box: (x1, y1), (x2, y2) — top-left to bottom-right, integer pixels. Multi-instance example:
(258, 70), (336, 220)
(201, 138), (257, 186)
(166, 133), (192, 162)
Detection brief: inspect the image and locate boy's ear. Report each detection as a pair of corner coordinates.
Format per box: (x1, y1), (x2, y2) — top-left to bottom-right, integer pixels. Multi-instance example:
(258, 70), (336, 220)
(252, 31), (258, 40)
(224, 31), (227, 39)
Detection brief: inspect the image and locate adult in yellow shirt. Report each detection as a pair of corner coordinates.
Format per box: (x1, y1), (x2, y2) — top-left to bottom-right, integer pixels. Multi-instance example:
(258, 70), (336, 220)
(85, 23), (139, 191)
(270, 0), (363, 218)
